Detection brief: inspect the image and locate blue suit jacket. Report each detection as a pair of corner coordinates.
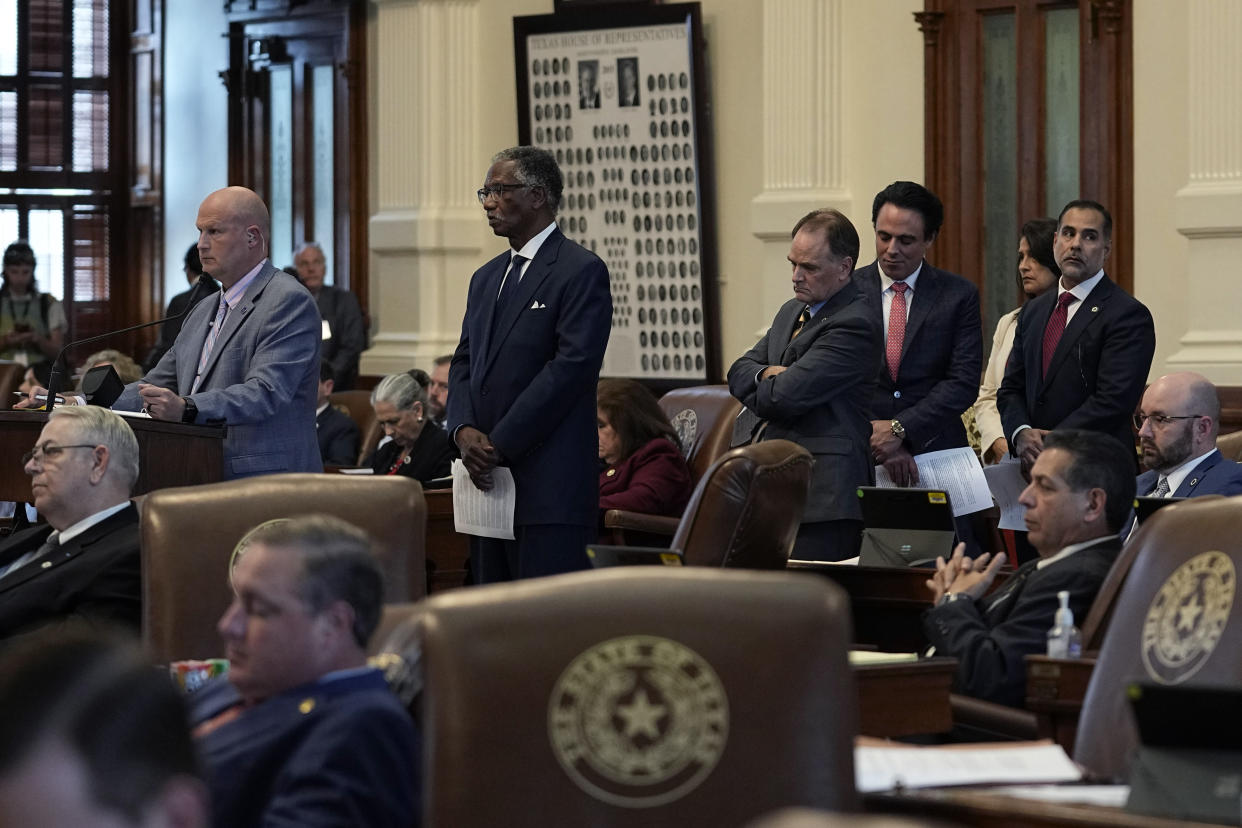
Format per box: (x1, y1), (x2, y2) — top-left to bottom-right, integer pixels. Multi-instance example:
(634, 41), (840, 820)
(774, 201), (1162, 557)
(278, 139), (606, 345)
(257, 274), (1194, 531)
(115, 262), (323, 479)
(1135, 449), (1242, 498)
(728, 282), (882, 523)
(853, 262), (983, 452)
(998, 273), (1155, 456)
(192, 670), (419, 828)
(447, 227), (612, 527)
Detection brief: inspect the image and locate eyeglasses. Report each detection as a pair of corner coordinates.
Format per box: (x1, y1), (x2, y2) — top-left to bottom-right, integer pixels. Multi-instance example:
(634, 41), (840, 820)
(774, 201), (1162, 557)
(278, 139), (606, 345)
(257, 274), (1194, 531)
(22, 443), (98, 465)
(1132, 413), (1204, 430)
(476, 183), (527, 204)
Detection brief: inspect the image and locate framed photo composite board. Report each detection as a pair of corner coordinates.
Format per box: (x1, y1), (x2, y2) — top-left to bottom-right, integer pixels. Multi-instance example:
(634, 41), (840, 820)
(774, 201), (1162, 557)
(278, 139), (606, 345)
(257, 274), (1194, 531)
(514, 2), (721, 386)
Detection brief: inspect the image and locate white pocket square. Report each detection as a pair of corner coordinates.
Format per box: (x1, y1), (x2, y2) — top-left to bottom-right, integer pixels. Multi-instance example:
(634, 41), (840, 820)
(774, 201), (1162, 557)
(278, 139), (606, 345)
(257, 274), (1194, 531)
(530, 300), (547, 309)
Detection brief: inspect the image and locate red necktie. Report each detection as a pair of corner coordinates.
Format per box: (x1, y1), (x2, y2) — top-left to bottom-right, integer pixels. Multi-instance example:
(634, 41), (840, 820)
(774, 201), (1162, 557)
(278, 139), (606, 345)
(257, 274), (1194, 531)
(1041, 292), (1077, 379)
(886, 282), (908, 381)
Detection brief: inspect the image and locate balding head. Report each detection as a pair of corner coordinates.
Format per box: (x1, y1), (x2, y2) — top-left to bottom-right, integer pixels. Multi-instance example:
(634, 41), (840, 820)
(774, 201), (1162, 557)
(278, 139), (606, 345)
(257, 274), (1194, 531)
(195, 187), (271, 288)
(1137, 372), (1221, 473)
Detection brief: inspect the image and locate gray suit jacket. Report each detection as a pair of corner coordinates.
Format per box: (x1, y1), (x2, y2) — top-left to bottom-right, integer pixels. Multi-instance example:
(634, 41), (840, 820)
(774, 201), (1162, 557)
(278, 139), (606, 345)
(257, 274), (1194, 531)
(115, 262), (323, 478)
(727, 282), (882, 523)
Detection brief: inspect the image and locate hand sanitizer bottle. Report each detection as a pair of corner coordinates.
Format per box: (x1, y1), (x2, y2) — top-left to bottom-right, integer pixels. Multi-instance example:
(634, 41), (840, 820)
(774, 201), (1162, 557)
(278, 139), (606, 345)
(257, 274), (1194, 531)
(1046, 589), (1082, 658)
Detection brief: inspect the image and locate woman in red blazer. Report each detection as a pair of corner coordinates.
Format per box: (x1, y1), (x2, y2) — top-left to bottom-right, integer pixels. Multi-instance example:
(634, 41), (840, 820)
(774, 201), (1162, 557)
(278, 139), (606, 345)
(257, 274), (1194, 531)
(597, 379), (692, 521)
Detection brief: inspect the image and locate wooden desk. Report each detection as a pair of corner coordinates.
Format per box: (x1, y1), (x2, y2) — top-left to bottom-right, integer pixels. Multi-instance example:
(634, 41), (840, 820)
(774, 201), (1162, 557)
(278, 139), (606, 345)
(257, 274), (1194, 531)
(1025, 655), (1096, 754)
(789, 561), (1014, 653)
(789, 562), (937, 651)
(424, 488), (470, 593)
(855, 658), (956, 738)
(867, 789), (1223, 827)
(0, 410), (224, 500)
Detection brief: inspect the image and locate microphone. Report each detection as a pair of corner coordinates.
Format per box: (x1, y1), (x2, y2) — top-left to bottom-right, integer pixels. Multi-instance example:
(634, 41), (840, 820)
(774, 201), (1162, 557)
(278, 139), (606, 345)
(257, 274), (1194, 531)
(44, 274), (220, 412)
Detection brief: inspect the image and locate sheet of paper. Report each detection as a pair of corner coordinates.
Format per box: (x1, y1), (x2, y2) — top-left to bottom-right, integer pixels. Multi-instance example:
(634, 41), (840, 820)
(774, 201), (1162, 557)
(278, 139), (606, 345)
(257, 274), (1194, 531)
(983, 458), (1028, 530)
(848, 650), (919, 666)
(984, 784), (1130, 807)
(112, 408), (152, 419)
(339, 467), (375, 475)
(855, 742), (1082, 793)
(874, 446), (993, 517)
(451, 459), (516, 540)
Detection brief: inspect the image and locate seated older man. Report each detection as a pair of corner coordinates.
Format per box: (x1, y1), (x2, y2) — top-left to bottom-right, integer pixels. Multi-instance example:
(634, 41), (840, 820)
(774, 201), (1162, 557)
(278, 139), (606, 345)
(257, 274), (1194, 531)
(0, 406), (141, 641)
(922, 429), (1134, 707)
(190, 515), (418, 827)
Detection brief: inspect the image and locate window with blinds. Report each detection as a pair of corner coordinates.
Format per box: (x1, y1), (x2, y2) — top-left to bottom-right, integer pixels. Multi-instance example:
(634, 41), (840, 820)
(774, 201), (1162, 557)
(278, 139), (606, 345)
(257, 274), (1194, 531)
(0, 0), (111, 309)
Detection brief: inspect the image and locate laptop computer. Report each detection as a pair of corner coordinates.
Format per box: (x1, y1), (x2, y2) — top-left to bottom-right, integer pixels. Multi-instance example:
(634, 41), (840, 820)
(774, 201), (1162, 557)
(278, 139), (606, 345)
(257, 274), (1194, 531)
(857, 486), (956, 568)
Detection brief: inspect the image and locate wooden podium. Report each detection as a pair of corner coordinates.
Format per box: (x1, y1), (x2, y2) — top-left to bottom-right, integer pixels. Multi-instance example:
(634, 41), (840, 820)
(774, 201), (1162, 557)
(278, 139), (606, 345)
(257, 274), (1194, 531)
(0, 410), (225, 501)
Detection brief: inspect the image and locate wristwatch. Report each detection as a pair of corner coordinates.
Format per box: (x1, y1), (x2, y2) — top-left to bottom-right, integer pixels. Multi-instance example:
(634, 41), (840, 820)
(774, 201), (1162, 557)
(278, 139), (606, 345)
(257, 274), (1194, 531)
(180, 397), (198, 424)
(890, 419), (906, 440)
(938, 592), (968, 607)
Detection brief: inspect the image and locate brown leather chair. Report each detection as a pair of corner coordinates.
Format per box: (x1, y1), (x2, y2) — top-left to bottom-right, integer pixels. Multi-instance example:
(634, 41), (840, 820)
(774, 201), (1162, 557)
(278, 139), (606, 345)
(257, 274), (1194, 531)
(1073, 495), (1242, 780)
(328, 388), (381, 466)
(140, 473), (425, 662)
(674, 439), (812, 568)
(384, 568), (858, 825)
(1215, 428), (1242, 462)
(603, 384), (742, 541)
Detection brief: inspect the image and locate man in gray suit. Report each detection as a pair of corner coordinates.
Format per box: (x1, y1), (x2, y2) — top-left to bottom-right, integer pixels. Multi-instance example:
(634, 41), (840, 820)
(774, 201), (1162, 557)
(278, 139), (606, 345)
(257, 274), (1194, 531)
(113, 187), (322, 478)
(728, 209), (882, 560)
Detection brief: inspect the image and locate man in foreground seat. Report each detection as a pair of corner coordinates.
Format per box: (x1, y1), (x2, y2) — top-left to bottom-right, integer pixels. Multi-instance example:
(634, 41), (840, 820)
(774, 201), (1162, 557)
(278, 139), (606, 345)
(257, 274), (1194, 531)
(0, 631), (208, 828)
(190, 515), (418, 827)
(0, 405), (141, 642)
(922, 429), (1134, 707)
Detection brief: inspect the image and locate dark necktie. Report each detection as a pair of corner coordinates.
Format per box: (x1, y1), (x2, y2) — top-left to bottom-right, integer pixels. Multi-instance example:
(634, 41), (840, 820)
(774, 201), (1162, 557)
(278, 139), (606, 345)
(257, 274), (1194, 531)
(790, 306), (811, 341)
(0, 532), (58, 581)
(983, 559), (1039, 623)
(1041, 292), (1077, 379)
(492, 254), (527, 334)
(886, 282), (908, 381)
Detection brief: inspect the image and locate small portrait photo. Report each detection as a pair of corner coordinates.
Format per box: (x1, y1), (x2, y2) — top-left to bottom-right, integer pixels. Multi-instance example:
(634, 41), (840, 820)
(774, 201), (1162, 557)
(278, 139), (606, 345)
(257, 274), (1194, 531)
(577, 60), (601, 109)
(617, 57), (640, 107)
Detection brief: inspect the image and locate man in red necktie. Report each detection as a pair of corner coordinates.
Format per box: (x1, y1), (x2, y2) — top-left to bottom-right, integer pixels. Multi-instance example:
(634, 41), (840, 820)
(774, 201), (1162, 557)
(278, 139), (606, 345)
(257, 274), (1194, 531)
(999, 200), (1155, 475)
(854, 182), (983, 489)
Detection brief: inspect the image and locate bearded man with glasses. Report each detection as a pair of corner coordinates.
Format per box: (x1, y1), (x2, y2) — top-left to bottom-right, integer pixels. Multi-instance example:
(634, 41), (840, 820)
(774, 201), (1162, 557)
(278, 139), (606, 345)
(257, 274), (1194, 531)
(0, 406), (141, 641)
(1133, 372), (1242, 501)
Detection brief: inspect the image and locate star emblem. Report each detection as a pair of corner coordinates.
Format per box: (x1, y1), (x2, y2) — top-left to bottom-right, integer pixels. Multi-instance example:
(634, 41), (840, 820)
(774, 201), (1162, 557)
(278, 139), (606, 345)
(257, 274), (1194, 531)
(615, 688), (666, 740)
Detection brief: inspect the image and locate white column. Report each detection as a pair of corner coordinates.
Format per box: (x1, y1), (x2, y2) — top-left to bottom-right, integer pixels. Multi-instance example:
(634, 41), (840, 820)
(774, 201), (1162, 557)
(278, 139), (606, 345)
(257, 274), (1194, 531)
(1167, 0), (1242, 380)
(367, 0), (482, 375)
(748, 0), (849, 330)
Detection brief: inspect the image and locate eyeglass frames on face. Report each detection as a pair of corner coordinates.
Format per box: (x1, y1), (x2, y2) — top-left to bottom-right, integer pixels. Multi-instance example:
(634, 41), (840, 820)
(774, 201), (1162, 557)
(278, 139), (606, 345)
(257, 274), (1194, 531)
(22, 443), (98, 465)
(1132, 413), (1203, 430)
(476, 183), (528, 204)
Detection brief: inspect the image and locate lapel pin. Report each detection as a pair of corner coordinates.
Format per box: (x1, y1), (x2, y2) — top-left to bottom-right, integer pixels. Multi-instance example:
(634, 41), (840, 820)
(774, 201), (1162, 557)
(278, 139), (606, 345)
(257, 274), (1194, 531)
(1189, 478), (1199, 487)
(41, 561), (52, 569)
(1091, 306), (1099, 312)
(299, 698), (316, 714)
